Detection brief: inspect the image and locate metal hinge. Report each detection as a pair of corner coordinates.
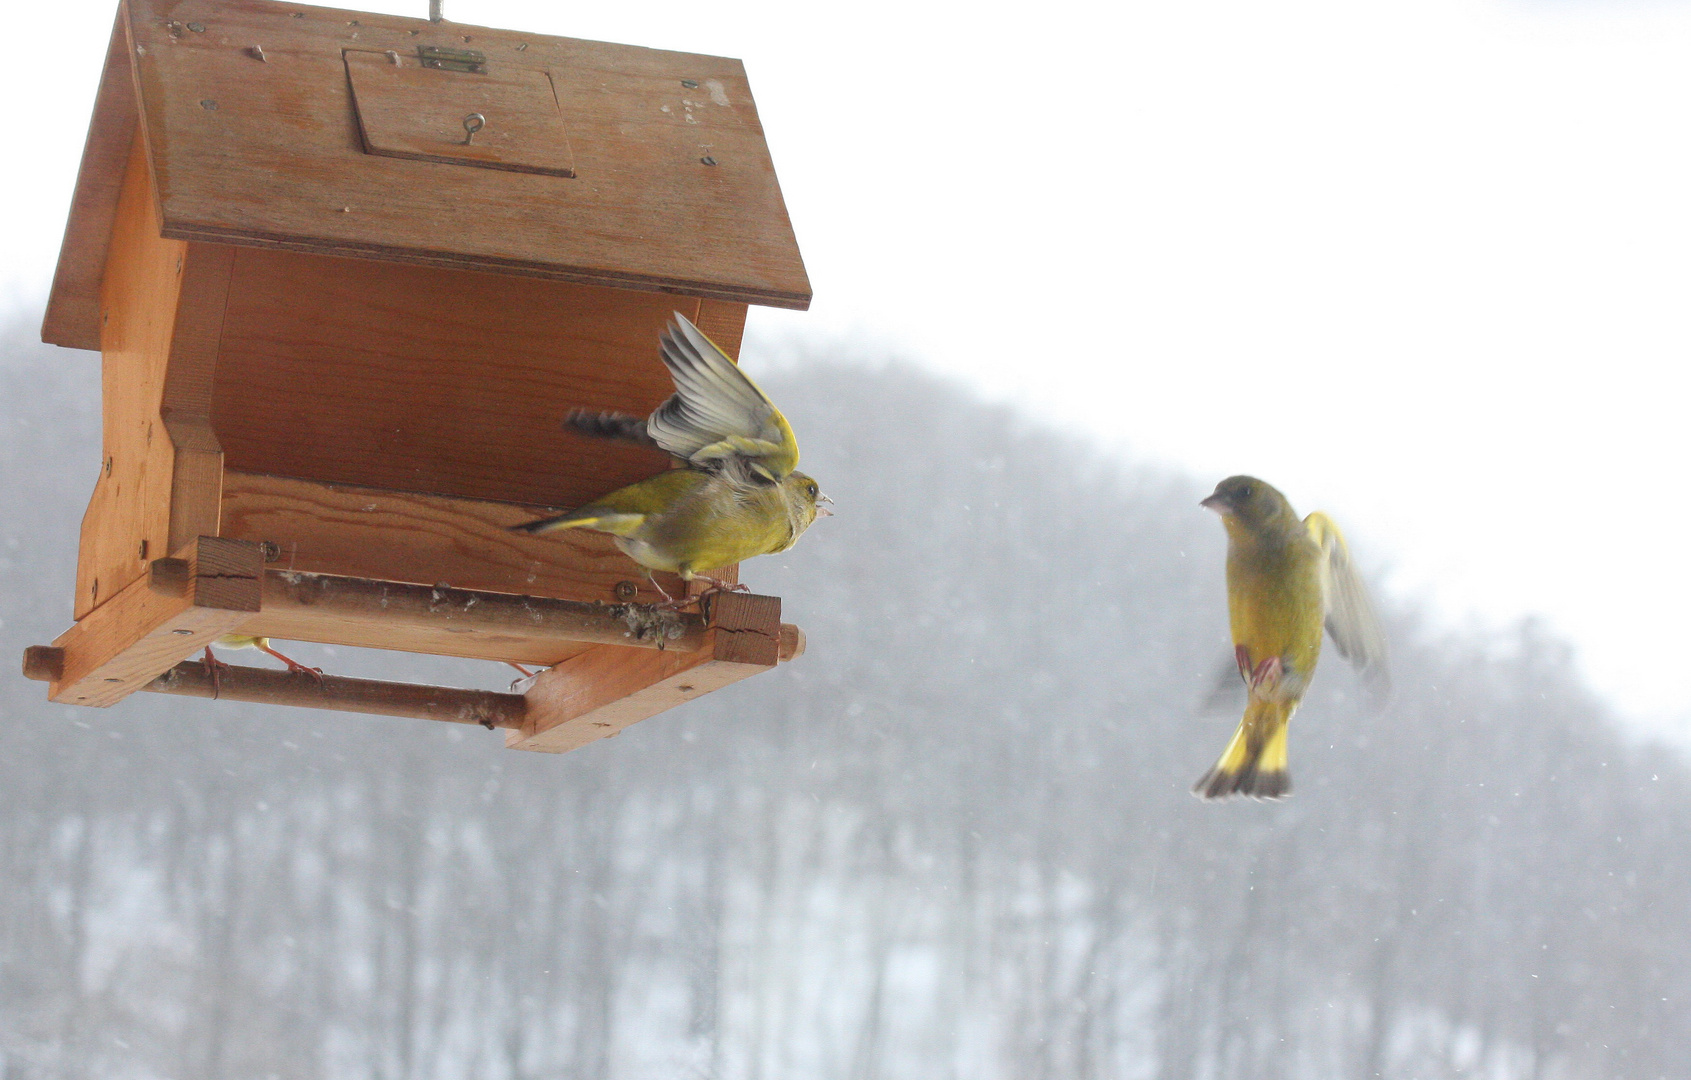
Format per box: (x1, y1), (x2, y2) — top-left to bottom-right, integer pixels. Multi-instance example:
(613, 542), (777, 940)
(418, 45), (487, 74)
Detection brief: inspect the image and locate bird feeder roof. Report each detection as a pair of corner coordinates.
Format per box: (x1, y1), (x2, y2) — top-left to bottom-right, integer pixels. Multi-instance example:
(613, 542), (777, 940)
(44, 0), (811, 351)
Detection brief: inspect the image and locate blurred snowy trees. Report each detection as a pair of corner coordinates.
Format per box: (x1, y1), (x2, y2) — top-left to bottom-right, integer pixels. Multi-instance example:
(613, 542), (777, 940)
(0, 320), (1684, 1079)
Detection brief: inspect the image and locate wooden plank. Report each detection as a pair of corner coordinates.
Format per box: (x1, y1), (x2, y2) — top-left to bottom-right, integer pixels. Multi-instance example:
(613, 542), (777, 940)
(141, 659), (527, 727)
(510, 591), (783, 753)
(218, 471), (684, 605)
(162, 243), (234, 552)
(122, 0), (810, 308)
(255, 570), (706, 651)
(42, 10), (140, 352)
(213, 250), (696, 507)
(50, 537), (263, 707)
(76, 131), (188, 619)
(704, 592), (782, 665)
(240, 568), (707, 667)
(693, 300), (749, 360)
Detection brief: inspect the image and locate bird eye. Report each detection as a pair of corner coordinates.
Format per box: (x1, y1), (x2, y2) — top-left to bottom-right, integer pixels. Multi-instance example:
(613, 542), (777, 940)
(1239, 484), (1253, 498)
(807, 483), (818, 498)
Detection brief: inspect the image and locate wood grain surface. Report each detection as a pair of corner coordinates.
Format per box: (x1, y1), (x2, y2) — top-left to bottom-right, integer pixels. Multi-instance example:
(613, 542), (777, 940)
(345, 48), (575, 177)
(217, 470), (688, 606)
(50, 537), (263, 706)
(124, 0), (808, 303)
(511, 589), (781, 753)
(212, 248), (734, 508)
(77, 134), (188, 620)
(143, 659), (529, 728)
(161, 242), (234, 553)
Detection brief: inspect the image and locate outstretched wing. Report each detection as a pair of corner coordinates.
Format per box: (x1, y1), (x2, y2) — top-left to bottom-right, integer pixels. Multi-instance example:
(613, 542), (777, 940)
(647, 313), (799, 484)
(1305, 511), (1390, 688)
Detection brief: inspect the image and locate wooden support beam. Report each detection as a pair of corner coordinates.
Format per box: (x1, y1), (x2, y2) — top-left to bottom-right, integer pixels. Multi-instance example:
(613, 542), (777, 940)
(76, 132), (188, 619)
(239, 571), (707, 667)
(47, 536), (262, 706)
(510, 592), (783, 753)
(138, 661), (526, 728)
(218, 471), (687, 606)
(32, 550), (802, 750)
(161, 243), (235, 554)
(74, 128), (235, 619)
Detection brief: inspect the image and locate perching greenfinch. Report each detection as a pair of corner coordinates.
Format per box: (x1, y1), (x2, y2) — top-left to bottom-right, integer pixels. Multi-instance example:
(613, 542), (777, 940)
(514, 313), (828, 590)
(1194, 476), (1387, 800)
(203, 636), (324, 689)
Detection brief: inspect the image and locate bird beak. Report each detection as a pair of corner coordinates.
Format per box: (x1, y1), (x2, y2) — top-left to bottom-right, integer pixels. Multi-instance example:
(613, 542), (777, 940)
(818, 493), (834, 505)
(1200, 493), (1227, 513)
(815, 492), (835, 516)
(816, 506), (835, 517)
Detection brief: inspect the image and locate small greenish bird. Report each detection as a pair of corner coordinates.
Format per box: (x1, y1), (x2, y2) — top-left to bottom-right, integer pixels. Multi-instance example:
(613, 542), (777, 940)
(515, 313), (828, 594)
(201, 635), (324, 695)
(1194, 476), (1387, 800)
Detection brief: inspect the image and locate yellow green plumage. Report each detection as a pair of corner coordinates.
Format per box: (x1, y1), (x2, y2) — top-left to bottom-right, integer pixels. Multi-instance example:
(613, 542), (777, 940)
(516, 313), (826, 585)
(1194, 476), (1387, 800)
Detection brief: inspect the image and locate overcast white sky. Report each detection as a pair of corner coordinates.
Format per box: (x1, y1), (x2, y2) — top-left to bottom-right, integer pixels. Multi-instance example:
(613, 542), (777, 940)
(6, 0), (1690, 740)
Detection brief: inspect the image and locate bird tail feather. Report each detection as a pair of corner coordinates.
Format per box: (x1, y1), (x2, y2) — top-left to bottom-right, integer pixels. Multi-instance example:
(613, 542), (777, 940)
(1193, 698), (1294, 800)
(564, 409), (659, 448)
(512, 510), (646, 537)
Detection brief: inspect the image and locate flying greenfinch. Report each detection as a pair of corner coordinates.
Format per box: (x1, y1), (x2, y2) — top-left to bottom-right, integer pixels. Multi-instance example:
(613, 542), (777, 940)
(1194, 475), (1388, 800)
(514, 313), (828, 591)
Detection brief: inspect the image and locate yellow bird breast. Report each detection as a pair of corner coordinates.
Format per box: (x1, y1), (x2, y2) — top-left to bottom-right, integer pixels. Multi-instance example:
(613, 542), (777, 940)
(1226, 537), (1326, 698)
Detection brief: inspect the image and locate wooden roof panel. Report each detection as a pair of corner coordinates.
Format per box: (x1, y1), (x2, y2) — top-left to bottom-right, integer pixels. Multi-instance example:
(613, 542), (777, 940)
(45, 0), (809, 348)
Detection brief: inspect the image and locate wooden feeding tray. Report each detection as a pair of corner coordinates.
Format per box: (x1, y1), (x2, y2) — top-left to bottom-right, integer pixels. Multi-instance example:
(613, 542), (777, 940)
(23, 0), (812, 752)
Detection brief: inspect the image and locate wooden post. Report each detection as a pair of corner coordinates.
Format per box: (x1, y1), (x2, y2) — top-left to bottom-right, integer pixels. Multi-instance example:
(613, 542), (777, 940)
(165, 568), (707, 668)
(48, 536), (263, 706)
(140, 660), (526, 728)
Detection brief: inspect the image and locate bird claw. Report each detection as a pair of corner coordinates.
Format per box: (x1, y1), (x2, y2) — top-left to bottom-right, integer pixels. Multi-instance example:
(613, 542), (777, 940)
(259, 643), (325, 683)
(1248, 656), (1283, 693)
(202, 646), (232, 699)
(648, 576), (748, 614)
(687, 576), (750, 611)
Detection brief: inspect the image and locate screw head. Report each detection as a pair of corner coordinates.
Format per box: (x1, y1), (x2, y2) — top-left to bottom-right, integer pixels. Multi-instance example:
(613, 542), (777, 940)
(172, 629), (194, 636)
(200, 99), (218, 111)
(614, 580), (640, 602)
(187, 22), (206, 31)
(680, 78), (700, 89)
(700, 156), (718, 166)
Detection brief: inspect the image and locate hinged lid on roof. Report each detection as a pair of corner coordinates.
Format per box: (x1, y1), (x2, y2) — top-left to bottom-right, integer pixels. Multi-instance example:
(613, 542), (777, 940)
(44, 0), (810, 351)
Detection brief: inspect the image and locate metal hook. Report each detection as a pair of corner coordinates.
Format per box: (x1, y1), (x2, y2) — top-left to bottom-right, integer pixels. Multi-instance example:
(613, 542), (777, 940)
(461, 113), (485, 145)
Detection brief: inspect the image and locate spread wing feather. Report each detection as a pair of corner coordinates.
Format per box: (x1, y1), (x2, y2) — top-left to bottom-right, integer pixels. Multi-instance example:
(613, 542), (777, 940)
(1305, 511), (1390, 688)
(647, 314), (799, 484)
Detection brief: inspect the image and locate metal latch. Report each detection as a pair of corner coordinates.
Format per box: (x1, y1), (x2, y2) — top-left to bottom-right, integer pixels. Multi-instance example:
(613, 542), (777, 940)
(418, 45), (487, 74)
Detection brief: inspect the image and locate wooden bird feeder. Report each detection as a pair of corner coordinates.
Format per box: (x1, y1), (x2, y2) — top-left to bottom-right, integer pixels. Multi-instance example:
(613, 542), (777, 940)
(22, 0), (811, 752)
